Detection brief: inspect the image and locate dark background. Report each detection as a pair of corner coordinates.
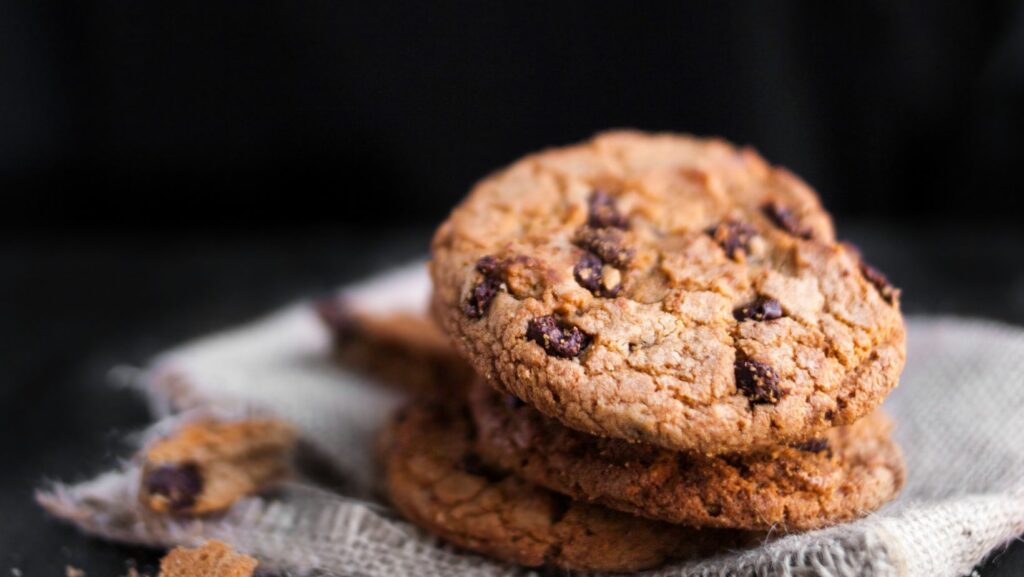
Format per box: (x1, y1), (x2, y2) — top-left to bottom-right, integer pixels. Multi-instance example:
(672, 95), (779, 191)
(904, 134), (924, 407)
(3, 2), (1024, 576)
(3, 1), (1024, 234)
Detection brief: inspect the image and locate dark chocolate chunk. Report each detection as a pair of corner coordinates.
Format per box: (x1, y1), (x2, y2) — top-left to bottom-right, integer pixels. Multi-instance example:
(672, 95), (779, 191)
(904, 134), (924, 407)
(526, 315), (592, 358)
(735, 359), (782, 404)
(734, 296), (784, 322)
(475, 254), (501, 275)
(792, 438), (832, 457)
(573, 251), (621, 297)
(860, 262), (898, 305)
(587, 189), (628, 229)
(463, 256), (504, 318)
(709, 220), (757, 260)
(459, 453), (505, 482)
(503, 394), (526, 409)
(763, 201), (812, 239)
(548, 493), (573, 524)
(144, 462), (204, 511)
(573, 226), (634, 268)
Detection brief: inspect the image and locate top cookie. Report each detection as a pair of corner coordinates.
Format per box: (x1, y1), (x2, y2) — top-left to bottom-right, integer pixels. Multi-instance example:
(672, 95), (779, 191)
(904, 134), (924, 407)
(431, 131), (905, 454)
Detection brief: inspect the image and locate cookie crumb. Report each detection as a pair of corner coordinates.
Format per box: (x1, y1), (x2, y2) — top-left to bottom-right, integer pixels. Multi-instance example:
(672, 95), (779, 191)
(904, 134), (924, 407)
(140, 419), (296, 515)
(158, 541), (256, 577)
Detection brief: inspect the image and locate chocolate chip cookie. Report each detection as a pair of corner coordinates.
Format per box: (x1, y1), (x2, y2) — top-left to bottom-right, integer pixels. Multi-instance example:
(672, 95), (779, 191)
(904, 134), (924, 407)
(140, 419), (296, 515)
(317, 297), (473, 396)
(381, 401), (754, 572)
(431, 130), (905, 453)
(469, 382), (904, 530)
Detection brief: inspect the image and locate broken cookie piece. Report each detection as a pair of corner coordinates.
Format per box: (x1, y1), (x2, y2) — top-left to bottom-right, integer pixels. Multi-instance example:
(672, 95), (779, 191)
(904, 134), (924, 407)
(140, 419), (296, 515)
(158, 540), (257, 577)
(317, 297), (475, 396)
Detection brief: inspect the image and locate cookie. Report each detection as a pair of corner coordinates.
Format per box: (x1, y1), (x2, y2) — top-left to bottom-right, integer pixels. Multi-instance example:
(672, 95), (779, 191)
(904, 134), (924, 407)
(140, 419), (296, 515)
(469, 381), (904, 530)
(381, 402), (754, 572)
(317, 297), (473, 396)
(158, 540), (257, 577)
(431, 130), (906, 453)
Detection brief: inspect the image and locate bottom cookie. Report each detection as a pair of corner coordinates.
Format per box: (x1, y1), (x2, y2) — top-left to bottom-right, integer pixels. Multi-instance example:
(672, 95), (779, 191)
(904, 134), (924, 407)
(381, 402), (756, 572)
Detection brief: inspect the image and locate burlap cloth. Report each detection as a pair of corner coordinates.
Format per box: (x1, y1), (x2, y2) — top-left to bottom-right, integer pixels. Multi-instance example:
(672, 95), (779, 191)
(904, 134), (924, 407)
(37, 262), (1024, 577)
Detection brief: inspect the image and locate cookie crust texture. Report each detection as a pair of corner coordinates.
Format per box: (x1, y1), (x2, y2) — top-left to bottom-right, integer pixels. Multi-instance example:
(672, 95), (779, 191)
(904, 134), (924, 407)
(431, 130), (906, 453)
(469, 382), (905, 530)
(381, 402), (753, 572)
(157, 541), (258, 577)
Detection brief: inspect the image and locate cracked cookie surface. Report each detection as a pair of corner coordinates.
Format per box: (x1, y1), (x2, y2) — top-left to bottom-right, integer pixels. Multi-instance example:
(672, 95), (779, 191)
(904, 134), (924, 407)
(430, 130), (906, 453)
(469, 381), (904, 530)
(381, 401), (755, 572)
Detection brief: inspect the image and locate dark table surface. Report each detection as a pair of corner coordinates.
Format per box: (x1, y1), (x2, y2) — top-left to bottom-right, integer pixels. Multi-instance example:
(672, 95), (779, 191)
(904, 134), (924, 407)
(3, 222), (1023, 576)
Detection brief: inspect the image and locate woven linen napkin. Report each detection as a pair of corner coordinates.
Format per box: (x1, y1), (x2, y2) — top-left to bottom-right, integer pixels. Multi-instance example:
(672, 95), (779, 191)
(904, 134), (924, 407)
(37, 262), (1024, 577)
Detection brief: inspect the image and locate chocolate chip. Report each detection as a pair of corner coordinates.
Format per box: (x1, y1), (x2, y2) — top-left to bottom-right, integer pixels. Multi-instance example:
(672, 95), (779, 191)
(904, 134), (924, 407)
(573, 226), (633, 268)
(503, 395), (526, 409)
(475, 254), (501, 275)
(548, 493), (574, 524)
(144, 462), (204, 511)
(733, 296), (784, 322)
(762, 201), (812, 239)
(709, 220), (757, 260)
(860, 262), (898, 305)
(792, 438), (832, 457)
(735, 359), (782, 404)
(526, 315), (592, 358)
(573, 251), (621, 297)
(459, 453), (505, 482)
(587, 190), (628, 229)
(463, 256), (504, 319)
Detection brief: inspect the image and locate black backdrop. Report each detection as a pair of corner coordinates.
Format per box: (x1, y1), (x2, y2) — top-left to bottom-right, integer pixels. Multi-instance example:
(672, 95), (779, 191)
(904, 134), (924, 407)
(4, 3), (1024, 575)
(3, 1), (1023, 235)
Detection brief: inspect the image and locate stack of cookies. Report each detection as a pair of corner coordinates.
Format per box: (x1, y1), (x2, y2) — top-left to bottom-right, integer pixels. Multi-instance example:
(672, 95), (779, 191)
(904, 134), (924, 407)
(375, 131), (907, 572)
